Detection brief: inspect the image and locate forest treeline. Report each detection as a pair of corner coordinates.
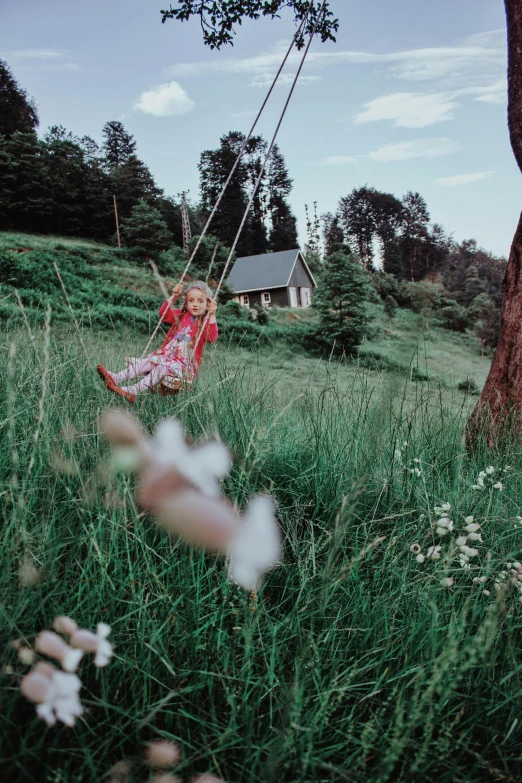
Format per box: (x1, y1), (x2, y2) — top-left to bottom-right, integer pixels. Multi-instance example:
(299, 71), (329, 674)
(0, 58), (507, 354)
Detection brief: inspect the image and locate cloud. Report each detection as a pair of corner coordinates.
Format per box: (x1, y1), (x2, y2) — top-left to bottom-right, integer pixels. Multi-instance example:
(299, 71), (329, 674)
(355, 92), (460, 128)
(321, 155), (358, 165)
(435, 171), (495, 187)
(249, 72), (321, 88)
(7, 49), (82, 72)
(368, 138), (460, 162)
(134, 81), (195, 117)
(166, 28), (505, 88)
(10, 49), (68, 60)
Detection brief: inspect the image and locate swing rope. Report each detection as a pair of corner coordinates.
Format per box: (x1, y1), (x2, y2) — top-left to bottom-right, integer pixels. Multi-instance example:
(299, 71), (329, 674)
(192, 0), (328, 356)
(140, 4), (312, 360)
(141, 0), (327, 366)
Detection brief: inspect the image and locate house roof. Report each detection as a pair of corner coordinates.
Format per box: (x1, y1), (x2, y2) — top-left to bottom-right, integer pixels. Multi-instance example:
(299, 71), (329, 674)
(226, 249), (317, 294)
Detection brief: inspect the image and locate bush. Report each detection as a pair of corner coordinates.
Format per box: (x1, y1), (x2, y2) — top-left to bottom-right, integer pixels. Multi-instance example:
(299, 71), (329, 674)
(457, 378), (479, 394)
(439, 303), (469, 332)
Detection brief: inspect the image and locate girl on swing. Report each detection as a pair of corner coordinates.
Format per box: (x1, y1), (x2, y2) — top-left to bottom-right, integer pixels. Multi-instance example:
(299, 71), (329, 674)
(97, 281), (218, 403)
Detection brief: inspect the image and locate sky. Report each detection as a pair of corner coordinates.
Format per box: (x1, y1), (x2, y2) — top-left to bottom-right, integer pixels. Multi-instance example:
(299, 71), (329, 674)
(1, 0), (519, 258)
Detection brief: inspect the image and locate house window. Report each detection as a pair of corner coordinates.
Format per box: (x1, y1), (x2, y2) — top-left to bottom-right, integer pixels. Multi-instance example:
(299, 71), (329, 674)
(261, 292), (271, 307)
(241, 294), (249, 307)
(289, 287), (298, 307)
(300, 287), (311, 308)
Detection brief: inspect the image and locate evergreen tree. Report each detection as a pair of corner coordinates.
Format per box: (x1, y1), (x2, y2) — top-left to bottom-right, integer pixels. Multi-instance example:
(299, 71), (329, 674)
(338, 186), (377, 268)
(43, 126), (89, 235)
(120, 199), (172, 260)
(0, 132), (52, 231)
(199, 131), (252, 256)
(102, 121), (137, 169)
(312, 251), (374, 355)
(322, 211), (347, 257)
(246, 135), (269, 254)
(110, 155), (163, 220)
(400, 191), (430, 281)
(0, 60), (39, 137)
(267, 144), (298, 250)
(462, 265), (487, 305)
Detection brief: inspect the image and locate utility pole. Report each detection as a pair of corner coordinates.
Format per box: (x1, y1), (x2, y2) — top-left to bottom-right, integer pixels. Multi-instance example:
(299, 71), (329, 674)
(113, 194), (121, 249)
(181, 191), (191, 257)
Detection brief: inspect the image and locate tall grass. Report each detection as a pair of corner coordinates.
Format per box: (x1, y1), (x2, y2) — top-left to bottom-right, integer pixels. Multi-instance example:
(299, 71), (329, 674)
(1, 323), (522, 782)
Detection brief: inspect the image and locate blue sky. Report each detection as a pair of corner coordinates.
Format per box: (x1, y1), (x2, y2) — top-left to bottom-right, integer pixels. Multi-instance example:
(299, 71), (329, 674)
(2, 0), (519, 257)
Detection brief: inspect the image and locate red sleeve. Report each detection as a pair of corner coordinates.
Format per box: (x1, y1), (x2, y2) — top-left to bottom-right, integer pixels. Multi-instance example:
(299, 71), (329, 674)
(204, 322), (218, 344)
(159, 301), (181, 325)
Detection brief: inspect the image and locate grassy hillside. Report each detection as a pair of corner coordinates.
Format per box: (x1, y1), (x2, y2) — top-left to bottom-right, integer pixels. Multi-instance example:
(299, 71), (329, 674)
(0, 231), (492, 404)
(1, 316), (522, 782)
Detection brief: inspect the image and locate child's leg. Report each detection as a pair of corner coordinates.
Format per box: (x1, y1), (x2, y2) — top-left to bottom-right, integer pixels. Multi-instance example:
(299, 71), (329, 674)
(111, 359), (153, 385)
(120, 364), (167, 395)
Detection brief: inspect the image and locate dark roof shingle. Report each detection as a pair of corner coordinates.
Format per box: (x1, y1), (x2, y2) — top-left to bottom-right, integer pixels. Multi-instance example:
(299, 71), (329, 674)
(227, 249), (300, 293)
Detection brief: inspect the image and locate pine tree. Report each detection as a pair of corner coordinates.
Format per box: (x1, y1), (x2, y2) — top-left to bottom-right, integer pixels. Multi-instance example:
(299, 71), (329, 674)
(0, 60), (39, 137)
(400, 191), (430, 281)
(246, 135), (269, 255)
(110, 155), (163, 220)
(199, 131), (252, 256)
(43, 126), (89, 235)
(322, 212), (347, 257)
(312, 251), (374, 355)
(102, 121), (137, 169)
(462, 265), (487, 305)
(0, 132), (52, 231)
(120, 199), (172, 260)
(267, 144), (298, 250)
(338, 187), (377, 268)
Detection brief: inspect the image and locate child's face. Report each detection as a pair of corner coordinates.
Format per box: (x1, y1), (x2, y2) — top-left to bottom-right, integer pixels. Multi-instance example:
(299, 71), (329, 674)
(185, 289), (207, 317)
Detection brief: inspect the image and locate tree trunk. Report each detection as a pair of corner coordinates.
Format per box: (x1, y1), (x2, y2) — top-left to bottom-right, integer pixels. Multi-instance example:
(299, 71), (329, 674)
(465, 1), (522, 444)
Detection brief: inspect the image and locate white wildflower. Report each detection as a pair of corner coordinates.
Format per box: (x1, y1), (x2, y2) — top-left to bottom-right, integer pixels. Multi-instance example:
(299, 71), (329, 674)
(152, 418), (231, 497)
(70, 623), (113, 667)
(437, 526), (451, 536)
(473, 576), (487, 584)
(409, 543), (422, 554)
(413, 458), (420, 464)
(468, 532), (483, 542)
(440, 577), (454, 587)
(486, 466), (495, 475)
(416, 553), (425, 563)
(459, 545), (479, 558)
(434, 502), (451, 515)
(459, 555), (469, 563)
(437, 517), (454, 530)
(514, 562), (522, 570)
(21, 663), (83, 727)
(464, 522), (480, 533)
(464, 516), (474, 525)
(455, 536), (467, 547)
(427, 545), (442, 560)
(35, 631), (83, 673)
(493, 482), (503, 491)
(227, 496), (281, 591)
(483, 589), (491, 596)
(18, 646), (35, 665)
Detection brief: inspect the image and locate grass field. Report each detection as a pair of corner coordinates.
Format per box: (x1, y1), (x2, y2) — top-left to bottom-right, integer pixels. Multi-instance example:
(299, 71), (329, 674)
(2, 313), (522, 782)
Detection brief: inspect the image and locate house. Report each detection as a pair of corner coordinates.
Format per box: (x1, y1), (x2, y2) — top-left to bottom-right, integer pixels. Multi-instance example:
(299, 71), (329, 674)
(227, 248), (317, 309)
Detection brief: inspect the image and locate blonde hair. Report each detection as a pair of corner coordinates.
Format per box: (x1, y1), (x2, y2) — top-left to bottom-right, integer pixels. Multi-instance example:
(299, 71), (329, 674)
(184, 280), (214, 301)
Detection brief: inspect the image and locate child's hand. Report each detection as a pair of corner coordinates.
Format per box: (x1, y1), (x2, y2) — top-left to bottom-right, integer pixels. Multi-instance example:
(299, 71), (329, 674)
(207, 300), (217, 315)
(171, 283), (183, 299)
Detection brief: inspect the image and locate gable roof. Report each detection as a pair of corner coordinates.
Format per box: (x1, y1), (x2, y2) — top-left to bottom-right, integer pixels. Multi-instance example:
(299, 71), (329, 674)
(227, 249), (317, 294)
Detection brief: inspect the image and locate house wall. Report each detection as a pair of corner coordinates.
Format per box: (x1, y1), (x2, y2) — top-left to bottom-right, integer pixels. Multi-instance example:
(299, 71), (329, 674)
(235, 287), (289, 309)
(288, 257), (314, 289)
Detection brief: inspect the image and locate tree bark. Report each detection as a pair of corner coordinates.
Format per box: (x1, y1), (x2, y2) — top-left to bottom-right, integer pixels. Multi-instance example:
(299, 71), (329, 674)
(466, 1), (522, 444)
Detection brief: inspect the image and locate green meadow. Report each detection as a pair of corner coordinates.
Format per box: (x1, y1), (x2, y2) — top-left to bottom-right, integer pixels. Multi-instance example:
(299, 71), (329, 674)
(1, 288), (522, 782)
